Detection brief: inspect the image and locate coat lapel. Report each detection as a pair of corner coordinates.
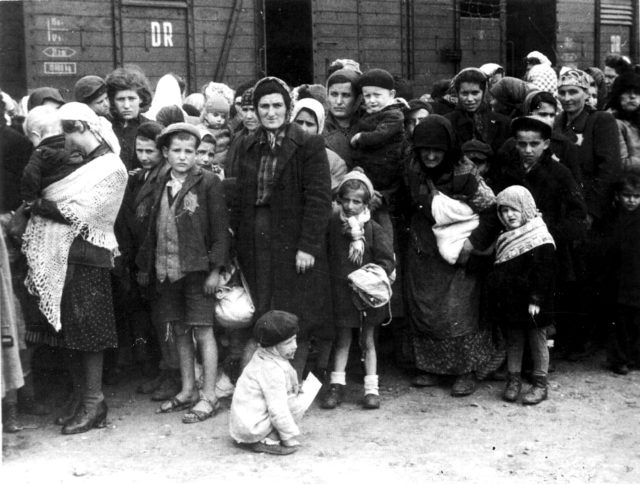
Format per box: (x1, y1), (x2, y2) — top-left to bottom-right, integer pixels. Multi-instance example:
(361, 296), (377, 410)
(272, 124), (304, 184)
(173, 168), (203, 209)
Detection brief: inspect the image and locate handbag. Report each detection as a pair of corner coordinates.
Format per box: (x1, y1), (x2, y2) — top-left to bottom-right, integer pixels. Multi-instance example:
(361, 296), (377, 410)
(214, 259), (255, 330)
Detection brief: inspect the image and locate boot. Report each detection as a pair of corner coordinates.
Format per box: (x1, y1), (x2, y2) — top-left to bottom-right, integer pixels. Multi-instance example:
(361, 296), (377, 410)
(522, 375), (548, 405)
(320, 384), (343, 409)
(54, 392), (82, 426)
(502, 373), (522, 403)
(61, 400), (108, 435)
(18, 375), (50, 416)
(2, 402), (22, 433)
(451, 373), (476, 397)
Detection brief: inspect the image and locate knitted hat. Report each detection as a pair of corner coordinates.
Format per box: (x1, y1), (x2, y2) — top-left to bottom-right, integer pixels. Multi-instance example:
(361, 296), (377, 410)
(358, 68), (394, 91)
(253, 310), (299, 347)
(461, 139), (493, 160)
(27, 87), (65, 111)
(337, 166), (374, 199)
(496, 185), (539, 224)
(156, 122), (201, 149)
(511, 116), (552, 139)
(74, 76), (107, 104)
(557, 69), (590, 91)
(204, 93), (230, 114)
(412, 114), (454, 151)
(253, 77), (292, 111)
(326, 68), (361, 89)
(240, 88), (254, 107)
(290, 97), (326, 134)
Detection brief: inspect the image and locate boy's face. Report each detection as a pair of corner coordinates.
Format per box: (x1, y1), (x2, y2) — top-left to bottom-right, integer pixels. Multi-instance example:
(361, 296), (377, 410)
(203, 110), (227, 129)
(458, 82), (483, 113)
(499, 205), (524, 230)
(361, 86), (395, 114)
(195, 140), (215, 169)
(328, 82), (355, 119)
(530, 102), (556, 128)
(275, 336), (297, 360)
(339, 187), (368, 217)
(113, 89), (141, 120)
(515, 130), (550, 171)
(135, 137), (162, 170)
(587, 86), (598, 109)
(162, 135), (198, 176)
(617, 185), (640, 212)
(89, 93), (110, 118)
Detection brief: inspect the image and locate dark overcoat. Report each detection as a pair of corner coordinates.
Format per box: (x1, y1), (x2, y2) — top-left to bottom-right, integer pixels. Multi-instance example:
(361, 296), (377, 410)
(233, 123), (332, 339)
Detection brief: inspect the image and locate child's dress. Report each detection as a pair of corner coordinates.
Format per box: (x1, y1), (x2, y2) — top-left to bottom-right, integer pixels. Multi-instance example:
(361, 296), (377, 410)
(229, 347), (303, 444)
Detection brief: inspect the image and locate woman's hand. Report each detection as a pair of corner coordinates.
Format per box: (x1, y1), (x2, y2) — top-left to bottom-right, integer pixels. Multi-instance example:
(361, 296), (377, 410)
(350, 133), (361, 147)
(296, 250), (315, 274)
(528, 304), (540, 316)
(456, 239), (474, 265)
(203, 269), (221, 295)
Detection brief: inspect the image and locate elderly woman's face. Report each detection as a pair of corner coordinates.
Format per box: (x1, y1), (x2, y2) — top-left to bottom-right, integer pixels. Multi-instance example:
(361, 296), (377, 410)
(418, 148), (446, 168)
(241, 105), (260, 132)
(557, 86), (587, 115)
(328, 82), (355, 119)
(257, 93), (287, 131)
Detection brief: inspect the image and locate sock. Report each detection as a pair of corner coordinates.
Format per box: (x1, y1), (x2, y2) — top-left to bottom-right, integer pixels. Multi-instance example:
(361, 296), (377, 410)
(330, 371), (346, 386)
(364, 374), (379, 395)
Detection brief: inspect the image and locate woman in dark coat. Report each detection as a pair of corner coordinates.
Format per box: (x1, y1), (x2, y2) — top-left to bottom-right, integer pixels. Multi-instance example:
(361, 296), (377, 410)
(233, 77), (333, 378)
(405, 115), (500, 396)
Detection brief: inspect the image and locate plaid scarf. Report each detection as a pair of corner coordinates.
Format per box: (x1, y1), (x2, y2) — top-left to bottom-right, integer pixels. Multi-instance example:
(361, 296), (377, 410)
(256, 127), (286, 205)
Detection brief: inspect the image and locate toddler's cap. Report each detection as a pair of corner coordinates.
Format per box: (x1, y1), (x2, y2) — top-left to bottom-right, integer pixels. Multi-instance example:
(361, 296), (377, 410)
(461, 140), (493, 160)
(156, 122), (201, 149)
(253, 310), (299, 347)
(74, 76), (107, 104)
(358, 68), (394, 91)
(204, 93), (230, 114)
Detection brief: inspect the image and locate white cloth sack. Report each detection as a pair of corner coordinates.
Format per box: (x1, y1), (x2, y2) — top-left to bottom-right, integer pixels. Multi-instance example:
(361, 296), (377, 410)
(431, 192), (479, 265)
(347, 263), (392, 308)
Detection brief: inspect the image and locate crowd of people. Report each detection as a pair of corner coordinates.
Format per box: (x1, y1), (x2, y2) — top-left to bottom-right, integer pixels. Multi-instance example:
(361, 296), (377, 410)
(1, 51), (640, 455)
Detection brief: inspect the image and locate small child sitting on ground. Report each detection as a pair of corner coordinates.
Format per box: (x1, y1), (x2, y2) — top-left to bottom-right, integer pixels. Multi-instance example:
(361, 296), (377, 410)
(321, 168), (395, 410)
(491, 185), (556, 405)
(20, 105), (83, 205)
(230, 310), (304, 455)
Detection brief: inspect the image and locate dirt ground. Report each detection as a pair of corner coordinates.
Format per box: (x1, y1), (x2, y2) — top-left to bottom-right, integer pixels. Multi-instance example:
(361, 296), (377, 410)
(3, 350), (640, 485)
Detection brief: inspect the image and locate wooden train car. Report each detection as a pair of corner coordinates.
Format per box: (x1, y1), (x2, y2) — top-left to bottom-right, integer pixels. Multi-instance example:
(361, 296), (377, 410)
(0, 0), (638, 101)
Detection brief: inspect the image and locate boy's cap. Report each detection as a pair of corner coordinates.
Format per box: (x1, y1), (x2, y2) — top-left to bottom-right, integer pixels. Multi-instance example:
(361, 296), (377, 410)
(27, 87), (65, 111)
(461, 139), (493, 160)
(253, 310), (299, 347)
(198, 128), (216, 144)
(204, 93), (230, 114)
(511, 116), (552, 140)
(358, 68), (394, 91)
(74, 76), (107, 104)
(156, 122), (201, 149)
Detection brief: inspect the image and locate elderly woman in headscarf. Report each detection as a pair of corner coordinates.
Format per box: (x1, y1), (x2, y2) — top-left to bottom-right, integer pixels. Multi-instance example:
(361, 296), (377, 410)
(21, 102), (127, 434)
(445, 68), (511, 155)
(405, 114), (501, 396)
(233, 77), (332, 379)
(489, 77), (536, 118)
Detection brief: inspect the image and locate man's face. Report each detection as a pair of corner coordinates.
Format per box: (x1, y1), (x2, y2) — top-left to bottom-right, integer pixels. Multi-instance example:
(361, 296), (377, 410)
(604, 66), (617, 88)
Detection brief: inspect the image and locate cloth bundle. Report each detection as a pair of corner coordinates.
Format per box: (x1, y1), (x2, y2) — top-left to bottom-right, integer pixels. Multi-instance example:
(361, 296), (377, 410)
(431, 192), (479, 264)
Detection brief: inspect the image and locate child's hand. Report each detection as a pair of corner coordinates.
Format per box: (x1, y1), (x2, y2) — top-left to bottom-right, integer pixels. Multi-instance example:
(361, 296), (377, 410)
(350, 133), (361, 147)
(204, 269), (221, 295)
(136, 271), (149, 287)
(528, 304), (540, 316)
(295, 250), (315, 274)
(281, 438), (300, 447)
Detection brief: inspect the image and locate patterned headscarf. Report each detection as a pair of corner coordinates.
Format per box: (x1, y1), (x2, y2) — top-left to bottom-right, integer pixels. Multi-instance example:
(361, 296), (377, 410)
(525, 64), (558, 95)
(558, 69), (590, 91)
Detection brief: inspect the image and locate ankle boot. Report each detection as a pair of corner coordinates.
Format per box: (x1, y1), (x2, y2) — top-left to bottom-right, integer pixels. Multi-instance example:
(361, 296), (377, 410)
(2, 402), (22, 433)
(54, 393), (83, 426)
(502, 373), (522, 402)
(522, 375), (548, 405)
(320, 384), (343, 409)
(61, 400), (108, 435)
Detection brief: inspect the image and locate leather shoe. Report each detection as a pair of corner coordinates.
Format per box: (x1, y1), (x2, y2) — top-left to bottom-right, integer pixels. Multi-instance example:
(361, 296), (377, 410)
(502, 373), (522, 403)
(411, 373), (438, 387)
(61, 400), (108, 435)
(362, 393), (380, 409)
(320, 384), (343, 409)
(451, 373), (476, 397)
(54, 394), (82, 426)
(612, 364), (629, 375)
(522, 376), (548, 405)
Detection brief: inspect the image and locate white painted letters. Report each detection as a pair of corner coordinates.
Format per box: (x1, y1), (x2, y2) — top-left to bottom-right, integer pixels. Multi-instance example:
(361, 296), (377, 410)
(150, 21), (173, 47)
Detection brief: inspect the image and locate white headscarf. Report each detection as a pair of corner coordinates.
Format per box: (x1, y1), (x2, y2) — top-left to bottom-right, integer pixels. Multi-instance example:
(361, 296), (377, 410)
(58, 102), (120, 155)
(290, 97), (326, 134)
(146, 74), (184, 121)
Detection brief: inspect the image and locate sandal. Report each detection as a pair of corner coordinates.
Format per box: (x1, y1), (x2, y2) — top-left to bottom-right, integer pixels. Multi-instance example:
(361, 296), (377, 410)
(182, 397), (220, 424)
(156, 394), (197, 414)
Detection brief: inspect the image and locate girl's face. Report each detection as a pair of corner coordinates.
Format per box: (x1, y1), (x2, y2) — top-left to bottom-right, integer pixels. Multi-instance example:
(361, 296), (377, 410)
(275, 336), (297, 360)
(328, 82), (355, 120)
(418, 147), (446, 168)
(113, 89), (141, 120)
(339, 187), (368, 217)
(617, 185), (640, 212)
(458, 82), (484, 113)
(557, 86), (587, 115)
(530, 102), (556, 128)
(587, 86), (598, 109)
(294, 109), (319, 136)
(241, 105), (259, 132)
(620, 90), (640, 113)
(196, 140), (215, 168)
(499, 205), (524, 230)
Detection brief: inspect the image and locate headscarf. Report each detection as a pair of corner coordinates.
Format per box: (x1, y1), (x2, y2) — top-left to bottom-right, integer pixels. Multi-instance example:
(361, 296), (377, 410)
(252, 76), (292, 111)
(58, 102), (120, 155)
(146, 74), (184, 121)
(409, 115), (460, 182)
(490, 77), (536, 115)
(336, 168), (374, 265)
(525, 51), (552, 67)
(525, 64), (558, 95)
(290, 97), (326, 134)
(495, 185), (555, 264)
(479, 63), (504, 77)
(558, 69), (590, 91)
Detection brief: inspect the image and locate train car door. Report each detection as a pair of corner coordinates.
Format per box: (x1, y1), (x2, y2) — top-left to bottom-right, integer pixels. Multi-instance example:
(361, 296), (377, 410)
(598, 0), (635, 64)
(119, 0), (191, 90)
(262, 0), (313, 87)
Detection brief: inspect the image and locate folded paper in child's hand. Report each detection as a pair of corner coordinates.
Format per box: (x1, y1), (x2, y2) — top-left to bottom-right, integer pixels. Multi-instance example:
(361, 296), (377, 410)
(298, 372), (322, 413)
